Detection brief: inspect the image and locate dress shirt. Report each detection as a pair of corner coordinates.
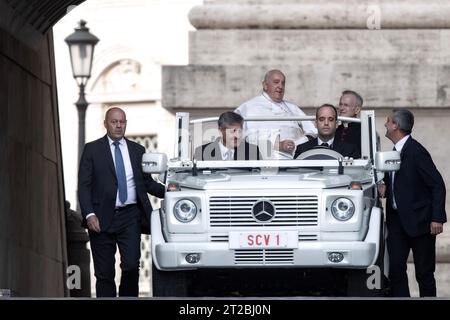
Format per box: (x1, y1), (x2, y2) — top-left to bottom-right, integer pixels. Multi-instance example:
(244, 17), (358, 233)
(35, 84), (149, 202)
(391, 135), (410, 209)
(317, 137), (335, 147)
(219, 141), (234, 160)
(108, 136), (137, 207)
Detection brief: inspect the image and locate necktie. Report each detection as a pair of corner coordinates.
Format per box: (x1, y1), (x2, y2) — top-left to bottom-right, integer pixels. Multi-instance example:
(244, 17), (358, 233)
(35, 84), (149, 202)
(320, 142), (329, 147)
(341, 126), (348, 141)
(113, 141), (127, 204)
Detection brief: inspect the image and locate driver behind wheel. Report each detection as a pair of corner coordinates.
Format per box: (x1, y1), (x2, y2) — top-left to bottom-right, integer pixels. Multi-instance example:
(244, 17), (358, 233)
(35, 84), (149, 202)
(294, 104), (360, 159)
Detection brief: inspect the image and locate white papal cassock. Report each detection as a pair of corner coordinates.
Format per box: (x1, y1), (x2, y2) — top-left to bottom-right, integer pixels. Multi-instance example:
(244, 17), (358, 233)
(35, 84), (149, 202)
(235, 92), (317, 158)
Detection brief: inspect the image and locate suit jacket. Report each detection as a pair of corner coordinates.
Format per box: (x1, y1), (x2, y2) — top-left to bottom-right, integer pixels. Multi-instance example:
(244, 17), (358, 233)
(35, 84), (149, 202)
(78, 135), (165, 234)
(384, 136), (447, 237)
(194, 139), (262, 160)
(335, 122), (361, 155)
(294, 137), (360, 159)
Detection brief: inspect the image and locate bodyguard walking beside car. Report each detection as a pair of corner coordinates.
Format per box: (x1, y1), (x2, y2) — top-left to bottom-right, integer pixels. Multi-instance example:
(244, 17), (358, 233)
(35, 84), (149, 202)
(379, 108), (446, 297)
(78, 107), (165, 297)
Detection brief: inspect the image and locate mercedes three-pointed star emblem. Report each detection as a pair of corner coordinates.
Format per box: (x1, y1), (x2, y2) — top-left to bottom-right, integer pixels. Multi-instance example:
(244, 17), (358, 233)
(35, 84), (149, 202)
(251, 200), (276, 222)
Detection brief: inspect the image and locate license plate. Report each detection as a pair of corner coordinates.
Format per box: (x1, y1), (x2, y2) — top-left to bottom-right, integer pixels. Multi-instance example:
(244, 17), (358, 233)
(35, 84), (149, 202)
(229, 231), (298, 249)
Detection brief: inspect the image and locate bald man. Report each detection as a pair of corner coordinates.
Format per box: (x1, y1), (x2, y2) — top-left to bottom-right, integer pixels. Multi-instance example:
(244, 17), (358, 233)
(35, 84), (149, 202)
(78, 107), (165, 297)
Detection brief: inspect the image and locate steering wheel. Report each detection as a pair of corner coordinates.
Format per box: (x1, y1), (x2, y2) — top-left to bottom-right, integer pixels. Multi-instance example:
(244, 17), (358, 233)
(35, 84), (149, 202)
(272, 150), (294, 160)
(296, 146), (344, 160)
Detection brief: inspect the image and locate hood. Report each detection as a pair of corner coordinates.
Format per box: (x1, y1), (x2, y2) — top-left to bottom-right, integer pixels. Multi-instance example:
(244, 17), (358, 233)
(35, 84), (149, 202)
(176, 171), (353, 190)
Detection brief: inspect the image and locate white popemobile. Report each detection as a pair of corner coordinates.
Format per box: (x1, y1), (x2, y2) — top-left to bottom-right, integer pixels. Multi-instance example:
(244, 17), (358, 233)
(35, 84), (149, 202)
(142, 111), (400, 296)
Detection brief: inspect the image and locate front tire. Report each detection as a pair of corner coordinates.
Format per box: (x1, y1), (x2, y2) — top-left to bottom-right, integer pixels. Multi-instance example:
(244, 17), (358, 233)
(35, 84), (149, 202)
(152, 263), (189, 297)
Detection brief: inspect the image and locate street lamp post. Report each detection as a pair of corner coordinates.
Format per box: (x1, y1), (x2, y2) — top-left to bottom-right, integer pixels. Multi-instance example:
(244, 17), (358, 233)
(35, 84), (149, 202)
(75, 82), (88, 165)
(64, 20), (99, 298)
(65, 20), (99, 164)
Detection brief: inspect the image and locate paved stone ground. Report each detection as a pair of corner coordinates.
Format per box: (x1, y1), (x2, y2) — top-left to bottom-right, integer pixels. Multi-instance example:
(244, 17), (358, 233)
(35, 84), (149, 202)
(144, 255), (450, 298)
(145, 265), (450, 298)
(407, 263), (450, 298)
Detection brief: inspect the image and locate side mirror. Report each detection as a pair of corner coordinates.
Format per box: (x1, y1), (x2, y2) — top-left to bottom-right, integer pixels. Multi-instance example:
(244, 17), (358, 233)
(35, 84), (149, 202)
(142, 153), (167, 174)
(375, 151), (401, 172)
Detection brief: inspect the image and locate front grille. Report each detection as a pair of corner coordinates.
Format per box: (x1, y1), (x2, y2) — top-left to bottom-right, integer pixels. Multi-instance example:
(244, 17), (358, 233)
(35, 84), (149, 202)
(234, 249), (294, 265)
(209, 195), (318, 227)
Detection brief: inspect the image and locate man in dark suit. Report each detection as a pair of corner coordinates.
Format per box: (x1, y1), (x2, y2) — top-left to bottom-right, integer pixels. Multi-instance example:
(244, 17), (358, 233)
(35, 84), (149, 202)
(335, 90), (363, 155)
(78, 107), (165, 297)
(378, 108), (446, 297)
(194, 111), (261, 161)
(294, 104), (360, 159)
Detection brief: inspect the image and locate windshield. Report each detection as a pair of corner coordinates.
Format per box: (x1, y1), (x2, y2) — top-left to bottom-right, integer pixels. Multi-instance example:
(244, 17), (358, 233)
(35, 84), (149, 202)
(188, 115), (363, 162)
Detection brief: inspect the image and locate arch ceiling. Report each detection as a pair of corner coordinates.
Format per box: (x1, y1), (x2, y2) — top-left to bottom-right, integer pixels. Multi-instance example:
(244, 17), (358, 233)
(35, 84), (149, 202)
(4, 0), (85, 34)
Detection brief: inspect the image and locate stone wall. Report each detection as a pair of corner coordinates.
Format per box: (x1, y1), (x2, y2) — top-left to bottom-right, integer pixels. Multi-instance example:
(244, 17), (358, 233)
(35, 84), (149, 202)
(0, 25), (68, 296)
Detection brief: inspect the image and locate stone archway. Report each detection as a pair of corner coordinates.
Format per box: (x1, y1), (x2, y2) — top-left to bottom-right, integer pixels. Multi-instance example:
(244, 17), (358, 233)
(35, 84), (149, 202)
(0, 0), (86, 297)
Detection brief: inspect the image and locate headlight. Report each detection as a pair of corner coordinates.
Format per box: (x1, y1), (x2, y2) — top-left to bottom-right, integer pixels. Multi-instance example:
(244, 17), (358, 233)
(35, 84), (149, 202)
(173, 199), (197, 222)
(331, 197), (355, 221)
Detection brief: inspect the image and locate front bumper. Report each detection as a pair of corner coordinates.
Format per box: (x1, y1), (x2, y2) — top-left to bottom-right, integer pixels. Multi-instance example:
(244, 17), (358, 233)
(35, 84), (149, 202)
(151, 208), (382, 271)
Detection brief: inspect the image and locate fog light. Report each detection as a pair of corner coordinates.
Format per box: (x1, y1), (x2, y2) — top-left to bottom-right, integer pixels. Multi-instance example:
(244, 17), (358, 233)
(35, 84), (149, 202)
(185, 253), (200, 264)
(328, 252), (344, 263)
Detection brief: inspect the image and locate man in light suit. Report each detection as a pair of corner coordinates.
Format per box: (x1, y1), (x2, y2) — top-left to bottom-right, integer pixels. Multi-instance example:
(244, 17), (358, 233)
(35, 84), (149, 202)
(78, 107), (165, 297)
(378, 108), (446, 297)
(194, 111), (261, 161)
(294, 104), (360, 159)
